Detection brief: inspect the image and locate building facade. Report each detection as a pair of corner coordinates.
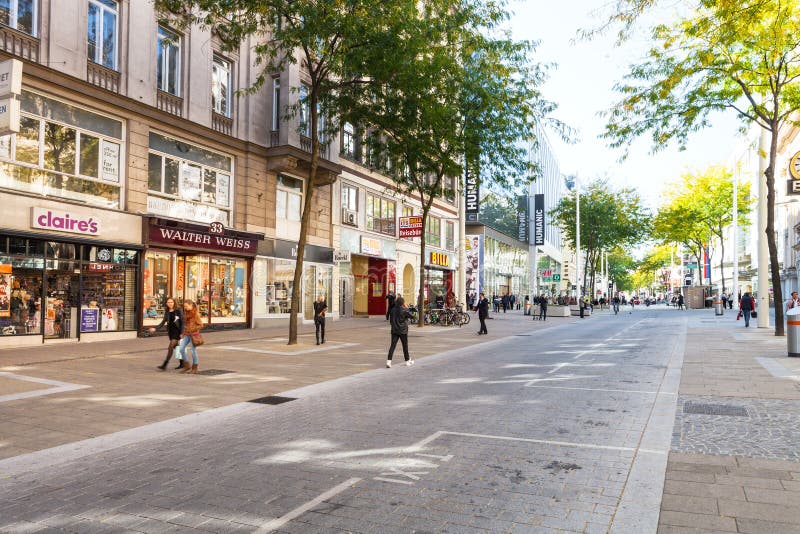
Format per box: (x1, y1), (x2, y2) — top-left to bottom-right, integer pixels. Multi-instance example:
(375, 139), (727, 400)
(465, 223), (529, 304)
(0, 0), (460, 346)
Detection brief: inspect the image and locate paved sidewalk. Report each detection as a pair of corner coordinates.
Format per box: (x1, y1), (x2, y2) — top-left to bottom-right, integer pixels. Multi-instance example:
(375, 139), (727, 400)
(0, 310), (566, 460)
(659, 311), (800, 534)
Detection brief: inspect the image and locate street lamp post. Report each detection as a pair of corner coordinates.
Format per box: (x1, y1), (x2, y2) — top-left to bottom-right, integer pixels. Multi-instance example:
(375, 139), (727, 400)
(576, 181), (581, 299)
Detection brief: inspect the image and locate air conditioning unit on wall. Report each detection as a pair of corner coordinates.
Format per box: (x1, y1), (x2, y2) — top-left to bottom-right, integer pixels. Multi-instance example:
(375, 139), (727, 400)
(342, 208), (357, 226)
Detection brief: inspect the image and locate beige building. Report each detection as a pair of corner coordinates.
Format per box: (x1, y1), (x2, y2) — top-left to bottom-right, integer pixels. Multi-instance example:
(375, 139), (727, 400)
(0, 0), (460, 346)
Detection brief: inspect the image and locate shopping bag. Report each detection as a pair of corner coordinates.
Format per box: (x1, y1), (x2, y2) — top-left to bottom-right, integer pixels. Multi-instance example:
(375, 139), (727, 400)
(173, 346), (182, 359)
(736, 311), (742, 320)
(190, 333), (205, 346)
(751, 310), (758, 318)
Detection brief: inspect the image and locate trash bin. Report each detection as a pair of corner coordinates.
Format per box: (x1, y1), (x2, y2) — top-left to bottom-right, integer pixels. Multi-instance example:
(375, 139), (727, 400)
(714, 299), (724, 316)
(787, 307), (800, 357)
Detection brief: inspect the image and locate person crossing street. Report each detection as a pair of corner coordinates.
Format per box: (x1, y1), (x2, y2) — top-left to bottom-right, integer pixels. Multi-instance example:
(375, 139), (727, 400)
(477, 292), (489, 335)
(386, 296), (414, 367)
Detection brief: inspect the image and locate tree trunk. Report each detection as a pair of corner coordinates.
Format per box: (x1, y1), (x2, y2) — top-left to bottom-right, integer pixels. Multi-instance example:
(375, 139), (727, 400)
(767, 124), (784, 336)
(288, 92), (321, 345)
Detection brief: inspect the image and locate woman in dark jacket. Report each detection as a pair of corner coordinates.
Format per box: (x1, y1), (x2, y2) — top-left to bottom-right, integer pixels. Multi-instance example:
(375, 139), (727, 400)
(386, 296), (415, 368)
(149, 297), (185, 370)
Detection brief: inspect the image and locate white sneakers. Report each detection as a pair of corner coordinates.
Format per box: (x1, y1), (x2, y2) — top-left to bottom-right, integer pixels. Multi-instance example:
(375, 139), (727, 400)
(385, 360), (415, 368)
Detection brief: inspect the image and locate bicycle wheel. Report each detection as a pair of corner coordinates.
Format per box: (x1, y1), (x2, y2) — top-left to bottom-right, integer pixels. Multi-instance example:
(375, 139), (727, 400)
(459, 312), (470, 325)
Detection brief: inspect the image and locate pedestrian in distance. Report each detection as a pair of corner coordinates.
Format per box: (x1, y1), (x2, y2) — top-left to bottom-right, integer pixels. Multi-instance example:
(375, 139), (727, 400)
(477, 292), (489, 335)
(677, 294), (685, 310)
(386, 296), (414, 368)
(786, 291), (800, 312)
(721, 293), (729, 309)
(612, 294), (620, 315)
(385, 291), (395, 321)
(629, 297), (635, 314)
(178, 300), (203, 374)
(538, 294), (548, 321)
(149, 297), (184, 371)
(740, 291), (755, 327)
(314, 295), (327, 345)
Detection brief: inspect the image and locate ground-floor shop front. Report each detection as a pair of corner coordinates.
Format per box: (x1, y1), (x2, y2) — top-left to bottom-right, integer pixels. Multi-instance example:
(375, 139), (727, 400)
(0, 197), (142, 346)
(338, 229), (397, 317)
(252, 239), (334, 325)
(424, 250), (455, 307)
(142, 217), (262, 332)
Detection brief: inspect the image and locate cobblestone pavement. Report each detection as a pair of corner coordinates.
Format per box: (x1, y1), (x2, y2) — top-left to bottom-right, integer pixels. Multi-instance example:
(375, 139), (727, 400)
(672, 395), (800, 461)
(0, 308), (685, 533)
(659, 315), (800, 534)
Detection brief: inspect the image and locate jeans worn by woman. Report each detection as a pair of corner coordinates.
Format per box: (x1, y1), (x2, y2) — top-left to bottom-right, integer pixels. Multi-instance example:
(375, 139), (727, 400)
(179, 335), (197, 365)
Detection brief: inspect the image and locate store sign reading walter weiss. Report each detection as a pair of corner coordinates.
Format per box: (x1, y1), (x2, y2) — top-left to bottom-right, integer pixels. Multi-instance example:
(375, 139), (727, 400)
(149, 225), (258, 254)
(31, 207), (101, 236)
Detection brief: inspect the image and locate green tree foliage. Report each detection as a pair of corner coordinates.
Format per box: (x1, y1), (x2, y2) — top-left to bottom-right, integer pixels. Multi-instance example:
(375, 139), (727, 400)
(603, 0), (800, 335)
(551, 180), (651, 294)
(479, 193), (519, 237)
(607, 248), (637, 293)
(634, 244), (678, 293)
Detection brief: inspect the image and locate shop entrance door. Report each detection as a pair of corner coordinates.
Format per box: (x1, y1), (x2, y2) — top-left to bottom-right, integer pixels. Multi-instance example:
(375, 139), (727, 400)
(177, 255), (211, 326)
(44, 261), (80, 341)
(340, 277), (351, 317)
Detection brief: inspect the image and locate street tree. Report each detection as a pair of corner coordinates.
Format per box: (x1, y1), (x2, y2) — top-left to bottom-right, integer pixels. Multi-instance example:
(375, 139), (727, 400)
(607, 248), (637, 293)
(479, 193), (519, 237)
(340, 1), (553, 325)
(603, 0), (800, 335)
(551, 180), (651, 295)
(634, 244), (678, 294)
(155, 0), (406, 344)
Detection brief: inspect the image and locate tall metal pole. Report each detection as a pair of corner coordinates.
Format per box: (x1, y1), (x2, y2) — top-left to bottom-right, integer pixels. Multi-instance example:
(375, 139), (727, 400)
(732, 163), (739, 305)
(458, 177), (466, 306)
(576, 181), (581, 299)
(757, 128), (770, 327)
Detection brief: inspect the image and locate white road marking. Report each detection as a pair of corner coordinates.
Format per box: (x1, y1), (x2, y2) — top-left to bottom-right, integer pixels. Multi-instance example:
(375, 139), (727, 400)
(0, 372), (90, 403)
(525, 385), (671, 395)
(219, 342), (359, 355)
(755, 357), (800, 380)
(255, 477), (362, 533)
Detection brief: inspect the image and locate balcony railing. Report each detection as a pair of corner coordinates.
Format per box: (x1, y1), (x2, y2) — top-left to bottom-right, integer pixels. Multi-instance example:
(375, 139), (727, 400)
(212, 112), (233, 135)
(0, 25), (39, 62)
(299, 135), (330, 159)
(157, 90), (183, 117)
(87, 61), (120, 93)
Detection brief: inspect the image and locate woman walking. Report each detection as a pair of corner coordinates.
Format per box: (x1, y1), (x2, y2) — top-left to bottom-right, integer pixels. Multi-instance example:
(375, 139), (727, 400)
(178, 300), (203, 374)
(386, 296), (415, 368)
(149, 297), (184, 370)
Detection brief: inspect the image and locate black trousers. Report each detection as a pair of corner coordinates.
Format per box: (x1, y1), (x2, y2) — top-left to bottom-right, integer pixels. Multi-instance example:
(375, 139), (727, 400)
(387, 333), (410, 360)
(315, 318), (325, 342)
(539, 308), (547, 321)
(479, 315), (487, 334)
(161, 338), (179, 366)
(385, 305), (393, 320)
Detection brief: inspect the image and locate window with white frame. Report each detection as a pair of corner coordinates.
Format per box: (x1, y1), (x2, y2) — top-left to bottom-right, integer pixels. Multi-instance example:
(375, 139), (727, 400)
(443, 175), (455, 203)
(271, 78), (280, 131)
(341, 183), (358, 211)
(402, 206), (413, 217)
(0, 91), (124, 208)
(157, 26), (181, 96)
(212, 55), (232, 117)
(366, 193), (395, 236)
(341, 122), (354, 157)
(87, 0), (117, 70)
(0, 0), (36, 35)
(445, 220), (455, 250)
(147, 132), (232, 224)
(298, 84), (310, 137)
(425, 215), (441, 247)
(276, 175), (303, 222)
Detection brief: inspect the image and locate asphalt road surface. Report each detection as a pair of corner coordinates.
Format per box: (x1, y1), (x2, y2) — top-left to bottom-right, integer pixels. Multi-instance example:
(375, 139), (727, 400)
(0, 309), (687, 533)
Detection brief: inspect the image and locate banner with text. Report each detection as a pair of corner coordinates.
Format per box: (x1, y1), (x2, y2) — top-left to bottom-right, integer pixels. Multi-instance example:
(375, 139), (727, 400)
(533, 194), (545, 246)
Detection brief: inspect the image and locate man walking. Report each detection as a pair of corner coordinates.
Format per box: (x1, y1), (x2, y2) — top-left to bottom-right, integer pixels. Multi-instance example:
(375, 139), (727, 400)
(740, 291), (755, 327)
(477, 292), (489, 335)
(538, 295), (548, 321)
(612, 294), (620, 315)
(314, 295), (327, 345)
(386, 296), (414, 368)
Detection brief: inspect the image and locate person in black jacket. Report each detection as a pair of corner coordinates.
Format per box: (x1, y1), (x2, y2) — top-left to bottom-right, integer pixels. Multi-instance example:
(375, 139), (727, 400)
(385, 292), (395, 321)
(314, 295), (328, 344)
(149, 297), (185, 370)
(386, 296), (415, 368)
(477, 292), (489, 335)
(538, 295), (548, 321)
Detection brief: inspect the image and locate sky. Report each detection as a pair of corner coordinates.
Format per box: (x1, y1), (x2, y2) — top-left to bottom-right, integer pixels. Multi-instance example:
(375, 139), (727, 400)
(507, 0), (743, 209)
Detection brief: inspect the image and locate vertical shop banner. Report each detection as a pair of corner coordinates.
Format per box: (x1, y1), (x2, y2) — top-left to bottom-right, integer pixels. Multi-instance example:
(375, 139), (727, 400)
(0, 264), (10, 317)
(180, 163), (202, 201)
(465, 234), (483, 298)
(465, 174), (479, 222)
(533, 194), (545, 246)
(517, 195), (529, 243)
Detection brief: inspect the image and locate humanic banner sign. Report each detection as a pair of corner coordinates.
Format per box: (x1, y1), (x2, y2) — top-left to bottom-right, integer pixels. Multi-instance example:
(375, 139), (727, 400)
(465, 175), (479, 222)
(517, 195), (529, 243)
(533, 194), (545, 246)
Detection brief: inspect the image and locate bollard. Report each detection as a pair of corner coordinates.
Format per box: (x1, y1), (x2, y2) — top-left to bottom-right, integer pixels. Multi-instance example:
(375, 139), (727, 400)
(787, 308), (800, 357)
(714, 300), (724, 316)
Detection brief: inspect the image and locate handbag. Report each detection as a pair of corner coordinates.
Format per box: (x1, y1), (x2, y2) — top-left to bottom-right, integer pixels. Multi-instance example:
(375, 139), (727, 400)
(751, 310), (757, 318)
(736, 311), (742, 320)
(173, 346), (182, 359)
(190, 333), (205, 346)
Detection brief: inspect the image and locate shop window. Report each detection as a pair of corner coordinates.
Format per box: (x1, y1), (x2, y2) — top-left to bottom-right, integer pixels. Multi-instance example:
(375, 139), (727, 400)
(142, 250), (172, 326)
(87, 0), (118, 70)
(446, 220), (455, 250)
(212, 55), (232, 117)
(0, 0), (37, 36)
(366, 193), (395, 236)
(425, 215), (441, 247)
(0, 92), (123, 209)
(265, 258), (294, 314)
(0, 249), (43, 336)
(147, 133), (233, 224)
(210, 257), (247, 323)
(157, 25), (181, 96)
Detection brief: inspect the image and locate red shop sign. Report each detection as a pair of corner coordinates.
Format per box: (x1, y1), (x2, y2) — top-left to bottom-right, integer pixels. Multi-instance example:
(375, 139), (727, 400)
(149, 224), (259, 256)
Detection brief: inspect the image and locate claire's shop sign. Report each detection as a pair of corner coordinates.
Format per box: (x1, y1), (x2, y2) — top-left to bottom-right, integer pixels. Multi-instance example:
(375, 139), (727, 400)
(31, 207), (101, 236)
(149, 224), (259, 255)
